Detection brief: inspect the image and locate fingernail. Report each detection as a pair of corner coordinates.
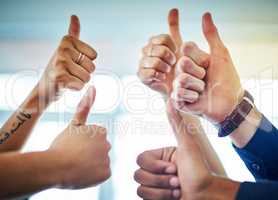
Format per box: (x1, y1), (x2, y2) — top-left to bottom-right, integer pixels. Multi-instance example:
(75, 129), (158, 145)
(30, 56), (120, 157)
(165, 165), (176, 174)
(172, 189), (181, 198)
(169, 177), (180, 187)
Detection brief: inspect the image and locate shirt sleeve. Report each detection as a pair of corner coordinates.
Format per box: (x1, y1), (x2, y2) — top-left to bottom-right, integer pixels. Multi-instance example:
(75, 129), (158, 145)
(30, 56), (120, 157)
(233, 115), (278, 181)
(236, 181), (278, 200)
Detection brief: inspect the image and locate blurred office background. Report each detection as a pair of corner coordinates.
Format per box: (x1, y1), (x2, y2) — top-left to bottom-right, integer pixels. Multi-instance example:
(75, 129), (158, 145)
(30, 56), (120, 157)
(0, 0), (278, 199)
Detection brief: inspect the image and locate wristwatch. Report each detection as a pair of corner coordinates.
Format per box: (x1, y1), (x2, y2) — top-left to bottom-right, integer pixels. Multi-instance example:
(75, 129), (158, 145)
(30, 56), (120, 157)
(218, 90), (254, 137)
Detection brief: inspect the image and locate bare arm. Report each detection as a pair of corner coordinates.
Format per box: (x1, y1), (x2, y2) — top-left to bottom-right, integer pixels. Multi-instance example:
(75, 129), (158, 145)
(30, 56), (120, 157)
(0, 150), (61, 199)
(180, 114), (227, 176)
(0, 86), (111, 199)
(0, 15), (97, 152)
(0, 85), (50, 152)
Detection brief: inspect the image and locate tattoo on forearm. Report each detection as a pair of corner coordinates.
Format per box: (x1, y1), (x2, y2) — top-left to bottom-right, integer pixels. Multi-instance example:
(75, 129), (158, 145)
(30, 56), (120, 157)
(0, 111), (32, 144)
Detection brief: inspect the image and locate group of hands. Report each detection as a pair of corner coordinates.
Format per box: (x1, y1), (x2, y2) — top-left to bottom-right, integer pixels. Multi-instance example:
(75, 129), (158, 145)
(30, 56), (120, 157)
(29, 8), (244, 200)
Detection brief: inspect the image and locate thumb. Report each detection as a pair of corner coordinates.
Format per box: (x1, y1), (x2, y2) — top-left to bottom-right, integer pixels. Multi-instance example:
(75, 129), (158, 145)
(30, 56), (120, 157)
(168, 8), (183, 49)
(72, 85), (96, 126)
(68, 15), (80, 39)
(202, 12), (224, 51)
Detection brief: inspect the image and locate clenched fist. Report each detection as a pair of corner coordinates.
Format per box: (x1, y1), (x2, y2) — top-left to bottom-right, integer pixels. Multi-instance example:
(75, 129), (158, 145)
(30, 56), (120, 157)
(134, 147), (181, 200)
(138, 9), (183, 97)
(38, 15), (97, 103)
(49, 86), (111, 189)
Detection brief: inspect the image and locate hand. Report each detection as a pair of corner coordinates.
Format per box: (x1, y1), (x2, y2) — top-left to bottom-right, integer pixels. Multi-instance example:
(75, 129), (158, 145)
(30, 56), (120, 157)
(138, 9), (184, 97)
(38, 15), (97, 104)
(167, 100), (240, 200)
(172, 13), (244, 123)
(49, 86), (111, 189)
(134, 147), (182, 200)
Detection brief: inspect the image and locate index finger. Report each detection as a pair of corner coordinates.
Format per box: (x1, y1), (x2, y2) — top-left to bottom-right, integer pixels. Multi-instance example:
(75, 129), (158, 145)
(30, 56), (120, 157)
(136, 149), (177, 174)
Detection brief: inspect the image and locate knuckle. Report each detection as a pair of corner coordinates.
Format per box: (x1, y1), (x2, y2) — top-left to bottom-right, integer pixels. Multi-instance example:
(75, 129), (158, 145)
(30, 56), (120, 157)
(152, 58), (162, 68)
(56, 59), (68, 68)
(142, 45), (149, 55)
(58, 46), (71, 54)
(180, 56), (193, 70)
(159, 34), (171, 42)
(62, 35), (73, 42)
(183, 41), (197, 55)
(160, 47), (169, 59)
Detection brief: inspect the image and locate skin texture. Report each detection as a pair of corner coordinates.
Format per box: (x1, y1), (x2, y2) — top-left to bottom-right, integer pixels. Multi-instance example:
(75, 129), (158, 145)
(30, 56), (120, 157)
(136, 10), (263, 200)
(0, 15), (111, 199)
(134, 147), (181, 200)
(134, 100), (241, 200)
(0, 15), (96, 152)
(0, 86), (111, 199)
(135, 9), (226, 200)
(138, 8), (182, 97)
(171, 12), (263, 147)
(167, 100), (240, 200)
(171, 13), (244, 124)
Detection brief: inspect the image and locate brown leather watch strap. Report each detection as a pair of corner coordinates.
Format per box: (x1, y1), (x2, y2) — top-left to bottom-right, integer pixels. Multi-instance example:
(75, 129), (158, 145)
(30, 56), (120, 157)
(218, 90), (254, 137)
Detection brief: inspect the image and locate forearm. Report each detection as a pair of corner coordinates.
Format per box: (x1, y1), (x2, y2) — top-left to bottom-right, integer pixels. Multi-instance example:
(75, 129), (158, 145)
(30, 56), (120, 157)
(0, 150), (62, 199)
(0, 84), (50, 152)
(180, 115), (226, 176)
(230, 107), (262, 148)
(196, 130), (226, 176)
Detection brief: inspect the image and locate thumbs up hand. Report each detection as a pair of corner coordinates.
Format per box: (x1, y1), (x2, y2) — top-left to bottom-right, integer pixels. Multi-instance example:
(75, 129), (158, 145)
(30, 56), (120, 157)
(138, 9), (186, 97)
(49, 86), (111, 189)
(172, 13), (244, 123)
(166, 100), (240, 200)
(38, 15), (97, 104)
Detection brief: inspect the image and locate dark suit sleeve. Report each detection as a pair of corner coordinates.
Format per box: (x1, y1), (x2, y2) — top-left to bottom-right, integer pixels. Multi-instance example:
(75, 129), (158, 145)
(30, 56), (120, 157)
(233, 115), (278, 181)
(236, 181), (278, 200)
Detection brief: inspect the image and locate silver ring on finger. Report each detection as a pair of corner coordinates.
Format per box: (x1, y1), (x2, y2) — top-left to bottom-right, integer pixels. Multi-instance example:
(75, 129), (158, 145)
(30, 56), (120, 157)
(76, 52), (85, 65)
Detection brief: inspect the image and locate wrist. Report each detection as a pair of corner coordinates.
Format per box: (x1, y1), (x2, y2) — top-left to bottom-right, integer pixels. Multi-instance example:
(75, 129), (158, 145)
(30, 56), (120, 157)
(191, 176), (240, 200)
(230, 106), (262, 148)
(43, 149), (72, 189)
(21, 84), (51, 114)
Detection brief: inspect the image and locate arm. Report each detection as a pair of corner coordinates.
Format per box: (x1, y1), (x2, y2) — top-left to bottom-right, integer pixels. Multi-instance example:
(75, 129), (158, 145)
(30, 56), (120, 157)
(0, 85), (49, 152)
(230, 107), (278, 181)
(0, 15), (97, 152)
(0, 150), (61, 199)
(0, 86), (111, 199)
(138, 9), (226, 177)
(180, 114), (227, 176)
